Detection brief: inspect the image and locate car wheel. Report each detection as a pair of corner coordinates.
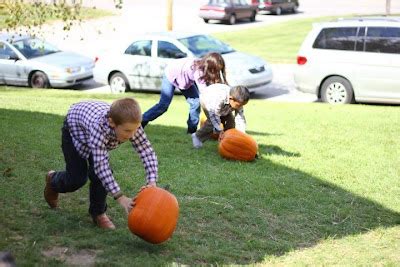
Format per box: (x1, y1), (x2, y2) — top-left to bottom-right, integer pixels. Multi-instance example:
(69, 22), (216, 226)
(274, 7), (282, 15)
(321, 76), (355, 104)
(250, 11), (256, 22)
(228, 14), (236, 25)
(203, 18), (209, 23)
(292, 4), (298, 13)
(30, 71), (49, 88)
(109, 72), (130, 93)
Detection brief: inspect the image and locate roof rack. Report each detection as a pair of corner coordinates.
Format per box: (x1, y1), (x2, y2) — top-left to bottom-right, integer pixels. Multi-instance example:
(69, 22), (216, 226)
(335, 17), (400, 22)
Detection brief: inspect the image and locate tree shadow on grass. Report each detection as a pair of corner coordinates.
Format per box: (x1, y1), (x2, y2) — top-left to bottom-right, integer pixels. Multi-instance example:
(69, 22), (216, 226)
(0, 109), (399, 266)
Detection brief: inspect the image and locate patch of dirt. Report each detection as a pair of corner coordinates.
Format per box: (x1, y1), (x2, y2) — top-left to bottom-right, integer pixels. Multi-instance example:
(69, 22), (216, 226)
(42, 246), (99, 266)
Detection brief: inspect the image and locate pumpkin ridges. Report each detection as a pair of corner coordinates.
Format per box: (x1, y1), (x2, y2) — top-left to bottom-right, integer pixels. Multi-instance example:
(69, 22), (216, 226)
(128, 187), (179, 244)
(218, 129), (258, 161)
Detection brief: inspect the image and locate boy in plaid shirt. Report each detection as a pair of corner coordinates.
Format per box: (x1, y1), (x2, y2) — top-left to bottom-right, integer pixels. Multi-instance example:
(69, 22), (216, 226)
(44, 98), (158, 229)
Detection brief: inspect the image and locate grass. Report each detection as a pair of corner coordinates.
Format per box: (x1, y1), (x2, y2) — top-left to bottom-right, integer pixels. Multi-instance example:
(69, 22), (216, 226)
(0, 5), (114, 30)
(0, 87), (399, 265)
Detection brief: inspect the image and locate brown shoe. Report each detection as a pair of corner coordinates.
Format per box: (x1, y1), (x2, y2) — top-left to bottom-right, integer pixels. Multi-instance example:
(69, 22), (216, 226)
(44, 170), (58, 208)
(93, 214), (116, 230)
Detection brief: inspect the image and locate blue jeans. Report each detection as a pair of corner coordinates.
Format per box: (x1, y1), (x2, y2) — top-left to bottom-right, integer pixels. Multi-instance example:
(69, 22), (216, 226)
(51, 120), (108, 218)
(142, 75), (200, 133)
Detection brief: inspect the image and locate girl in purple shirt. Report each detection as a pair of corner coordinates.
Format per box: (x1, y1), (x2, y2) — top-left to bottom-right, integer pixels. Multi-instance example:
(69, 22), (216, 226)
(142, 52), (227, 134)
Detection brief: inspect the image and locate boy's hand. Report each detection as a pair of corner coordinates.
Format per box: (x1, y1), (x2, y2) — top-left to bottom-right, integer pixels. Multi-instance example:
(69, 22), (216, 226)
(117, 195), (134, 214)
(218, 130), (225, 142)
(132, 182), (157, 208)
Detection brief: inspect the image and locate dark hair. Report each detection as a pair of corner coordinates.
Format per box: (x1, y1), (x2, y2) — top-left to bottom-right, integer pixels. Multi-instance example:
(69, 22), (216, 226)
(194, 52), (227, 86)
(109, 98), (142, 125)
(230, 86), (250, 104)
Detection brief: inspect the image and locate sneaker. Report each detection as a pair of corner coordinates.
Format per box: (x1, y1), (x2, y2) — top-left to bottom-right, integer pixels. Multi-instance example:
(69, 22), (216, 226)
(44, 171), (58, 209)
(191, 133), (203, 148)
(93, 214), (116, 230)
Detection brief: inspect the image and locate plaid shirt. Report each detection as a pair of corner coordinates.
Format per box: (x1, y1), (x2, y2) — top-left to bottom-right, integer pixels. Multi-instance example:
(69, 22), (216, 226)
(200, 83), (246, 133)
(66, 101), (158, 194)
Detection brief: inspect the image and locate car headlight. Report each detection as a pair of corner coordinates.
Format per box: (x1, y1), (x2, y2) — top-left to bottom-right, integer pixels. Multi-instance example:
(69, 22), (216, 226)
(65, 66), (82, 74)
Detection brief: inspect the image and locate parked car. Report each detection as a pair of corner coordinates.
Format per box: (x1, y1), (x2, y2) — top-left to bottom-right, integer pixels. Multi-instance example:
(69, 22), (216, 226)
(294, 17), (400, 104)
(93, 32), (273, 94)
(199, 0), (258, 25)
(0, 33), (94, 88)
(251, 0), (299, 15)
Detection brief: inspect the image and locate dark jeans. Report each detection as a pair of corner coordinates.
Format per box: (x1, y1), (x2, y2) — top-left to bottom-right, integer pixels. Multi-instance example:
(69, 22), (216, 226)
(142, 75), (200, 134)
(51, 120), (108, 217)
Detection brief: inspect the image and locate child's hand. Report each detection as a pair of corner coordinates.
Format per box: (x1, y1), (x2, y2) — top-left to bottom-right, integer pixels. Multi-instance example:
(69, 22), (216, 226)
(117, 195), (134, 214)
(132, 183), (157, 208)
(218, 130), (225, 142)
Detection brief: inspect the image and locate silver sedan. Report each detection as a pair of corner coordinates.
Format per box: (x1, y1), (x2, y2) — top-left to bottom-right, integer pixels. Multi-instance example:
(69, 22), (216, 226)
(0, 33), (95, 88)
(93, 32), (273, 94)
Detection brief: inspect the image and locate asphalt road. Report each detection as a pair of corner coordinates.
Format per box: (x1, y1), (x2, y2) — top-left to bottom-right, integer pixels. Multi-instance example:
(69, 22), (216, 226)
(40, 0), (400, 102)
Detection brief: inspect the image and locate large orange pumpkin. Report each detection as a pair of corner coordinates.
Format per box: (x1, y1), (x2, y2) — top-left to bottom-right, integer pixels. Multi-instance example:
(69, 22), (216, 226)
(218, 128), (258, 161)
(128, 187), (179, 244)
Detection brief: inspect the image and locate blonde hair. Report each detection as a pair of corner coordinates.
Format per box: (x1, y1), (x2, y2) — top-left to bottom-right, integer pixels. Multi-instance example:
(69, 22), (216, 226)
(109, 98), (142, 125)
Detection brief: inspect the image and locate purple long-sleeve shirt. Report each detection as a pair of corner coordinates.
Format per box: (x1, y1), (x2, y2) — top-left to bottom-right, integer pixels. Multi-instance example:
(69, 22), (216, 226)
(165, 58), (207, 91)
(66, 101), (158, 194)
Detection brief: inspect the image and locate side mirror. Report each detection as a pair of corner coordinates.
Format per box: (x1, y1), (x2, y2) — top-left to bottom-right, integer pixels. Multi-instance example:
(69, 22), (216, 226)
(174, 52), (187, 59)
(8, 54), (20, 61)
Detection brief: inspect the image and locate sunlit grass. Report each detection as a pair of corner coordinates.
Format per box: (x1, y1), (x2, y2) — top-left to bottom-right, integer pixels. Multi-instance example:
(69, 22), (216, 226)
(0, 87), (399, 265)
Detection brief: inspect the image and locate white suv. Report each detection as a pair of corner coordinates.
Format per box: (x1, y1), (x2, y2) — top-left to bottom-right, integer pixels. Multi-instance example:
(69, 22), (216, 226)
(294, 17), (400, 104)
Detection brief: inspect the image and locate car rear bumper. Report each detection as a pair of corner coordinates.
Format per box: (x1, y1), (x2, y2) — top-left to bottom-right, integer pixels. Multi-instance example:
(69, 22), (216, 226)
(199, 11), (229, 21)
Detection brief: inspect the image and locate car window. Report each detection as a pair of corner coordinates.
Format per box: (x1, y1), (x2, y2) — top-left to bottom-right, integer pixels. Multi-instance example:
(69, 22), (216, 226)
(0, 42), (18, 60)
(157, 41), (185, 59)
(12, 38), (60, 59)
(209, 0), (229, 6)
(125, 40), (152, 56)
(365, 27), (400, 54)
(313, 27), (358, 51)
(179, 35), (235, 57)
(355, 27), (366, 52)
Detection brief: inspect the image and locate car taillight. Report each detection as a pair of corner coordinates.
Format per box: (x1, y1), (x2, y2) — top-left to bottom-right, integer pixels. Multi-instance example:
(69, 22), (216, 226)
(94, 56), (99, 63)
(297, 56), (307, 65)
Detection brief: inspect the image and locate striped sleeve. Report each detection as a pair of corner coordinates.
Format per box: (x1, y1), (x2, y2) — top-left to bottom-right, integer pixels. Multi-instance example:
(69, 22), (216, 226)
(89, 125), (120, 194)
(130, 126), (158, 184)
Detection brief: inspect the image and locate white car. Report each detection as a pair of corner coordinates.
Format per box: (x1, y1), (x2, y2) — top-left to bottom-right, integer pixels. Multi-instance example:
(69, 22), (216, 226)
(0, 33), (94, 88)
(93, 32), (273, 93)
(294, 17), (400, 104)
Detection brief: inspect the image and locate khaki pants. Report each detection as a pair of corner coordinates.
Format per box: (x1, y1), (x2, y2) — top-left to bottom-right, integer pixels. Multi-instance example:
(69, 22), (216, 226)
(195, 108), (235, 142)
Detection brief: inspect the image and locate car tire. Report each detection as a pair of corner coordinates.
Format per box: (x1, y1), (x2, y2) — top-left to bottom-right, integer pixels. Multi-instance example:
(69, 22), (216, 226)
(250, 11), (256, 22)
(203, 18), (209, 23)
(30, 71), (49, 88)
(274, 7), (282, 15)
(109, 72), (130, 93)
(321, 76), (355, 104)
(228, 14), (236, 25)
(292, 4), (298, 13)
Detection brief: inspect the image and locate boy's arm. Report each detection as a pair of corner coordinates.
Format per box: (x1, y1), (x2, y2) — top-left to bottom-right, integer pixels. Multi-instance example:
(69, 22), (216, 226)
(235, 108), (246, 133)
(130, 126), (158, 185)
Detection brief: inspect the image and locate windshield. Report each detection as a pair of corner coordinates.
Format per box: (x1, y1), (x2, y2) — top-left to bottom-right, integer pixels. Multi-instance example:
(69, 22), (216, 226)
(178, 35), (235, 57)
(12, 38), (60, 59)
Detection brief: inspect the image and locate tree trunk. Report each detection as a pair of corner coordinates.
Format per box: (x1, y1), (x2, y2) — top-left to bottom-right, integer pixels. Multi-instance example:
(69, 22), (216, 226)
(386, 0), (391, 15)
(167, 0), (173, 31)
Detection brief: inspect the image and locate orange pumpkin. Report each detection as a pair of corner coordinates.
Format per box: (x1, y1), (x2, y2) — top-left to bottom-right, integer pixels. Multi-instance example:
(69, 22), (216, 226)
(218, 128), (258, 161)
(128, 187), (179, 244)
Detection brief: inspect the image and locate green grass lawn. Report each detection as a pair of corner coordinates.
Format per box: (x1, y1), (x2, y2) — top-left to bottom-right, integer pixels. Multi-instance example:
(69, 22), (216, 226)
(0, 5), (114, 30)
(0, 87), (399, 265)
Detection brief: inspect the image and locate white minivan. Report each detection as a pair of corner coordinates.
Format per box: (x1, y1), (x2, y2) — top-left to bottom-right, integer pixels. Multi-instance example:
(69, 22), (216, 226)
(294, 17), (400, 104)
